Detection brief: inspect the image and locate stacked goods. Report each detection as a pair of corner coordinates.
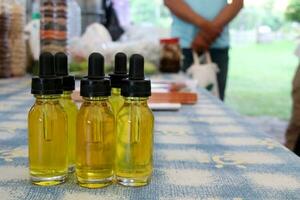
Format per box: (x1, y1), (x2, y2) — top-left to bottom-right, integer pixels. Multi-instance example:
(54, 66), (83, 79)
(41, 0), (68, 54)
(0, 3), (11, 78)
(54, 0), (68, 53)
(40, 0), (56, 53)
(9, 2), (26, 76)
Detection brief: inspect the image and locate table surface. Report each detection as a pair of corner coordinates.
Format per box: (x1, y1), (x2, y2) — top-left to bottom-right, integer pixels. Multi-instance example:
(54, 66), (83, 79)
(0, 77), (300, 200)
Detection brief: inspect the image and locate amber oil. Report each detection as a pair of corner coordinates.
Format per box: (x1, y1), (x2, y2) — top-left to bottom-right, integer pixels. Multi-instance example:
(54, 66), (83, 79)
(60, 91), (78, 172)
(29, 52), (68, 186)
(116, 54), (154, 187)
(76, 52), (115, 188)
(109, 88), (124, 116)
(28, 95), (68, 186)
(116, 97), (154, 186)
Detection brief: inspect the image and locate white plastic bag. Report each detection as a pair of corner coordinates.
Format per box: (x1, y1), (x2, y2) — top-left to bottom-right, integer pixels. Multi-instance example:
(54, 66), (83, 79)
(25, 19), (40, 61)
(187, 51), (220, 98)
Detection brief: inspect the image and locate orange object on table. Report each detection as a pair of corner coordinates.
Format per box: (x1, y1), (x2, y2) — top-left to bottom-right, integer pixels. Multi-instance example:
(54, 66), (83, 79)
(149, 92), (198, 105)
(72, 91), (198, 105)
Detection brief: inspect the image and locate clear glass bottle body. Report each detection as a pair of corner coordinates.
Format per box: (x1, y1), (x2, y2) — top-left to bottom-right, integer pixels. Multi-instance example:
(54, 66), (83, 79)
(109, 88), (124, 117)
(116, 97), (154, 186)
(76, 97), (115, 188)
(60, 91), (78, 172)
(28, 95), (68, 186)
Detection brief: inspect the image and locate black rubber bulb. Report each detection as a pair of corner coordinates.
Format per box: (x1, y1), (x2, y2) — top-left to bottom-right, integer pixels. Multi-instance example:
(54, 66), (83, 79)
(55, 52), (68, 76)
(88, 53), (105, 77)
(129, 54), (145, 80)
(39, 52), (55, 77)
(114, 52), (127, 74)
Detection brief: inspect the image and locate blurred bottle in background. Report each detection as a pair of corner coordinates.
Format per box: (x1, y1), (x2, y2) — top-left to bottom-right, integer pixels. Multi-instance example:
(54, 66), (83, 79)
(9, 0), (26, 76)
(40, 0), (68, 54)
(0, 0), (11, 78)
(40, 0), (56, 53)
(31, 0), (40, 20)
(55, 0), (68, 53)
(67, 0), (81, 41)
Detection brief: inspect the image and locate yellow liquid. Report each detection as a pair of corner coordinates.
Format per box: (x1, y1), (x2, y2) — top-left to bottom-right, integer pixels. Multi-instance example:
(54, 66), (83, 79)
(28, 95), (68, 186)
(116, 97), (154, 187)
(109, 88), (124, 117)
(60, 91), (78, 172)
(76, 97), (115, 188)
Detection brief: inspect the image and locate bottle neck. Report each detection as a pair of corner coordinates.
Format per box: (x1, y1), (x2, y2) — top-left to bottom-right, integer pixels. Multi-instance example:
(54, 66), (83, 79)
(83, 97), (109, 102)
(34, 95), (61, 103)
(61, 91), (73, 99)
(124, 97), (149, 103)
(111, 87), (121, 96)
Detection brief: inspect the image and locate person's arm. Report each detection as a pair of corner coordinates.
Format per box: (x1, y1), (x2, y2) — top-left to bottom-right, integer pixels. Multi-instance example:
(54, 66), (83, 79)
(213, 0), (244, 27)
(192, 0), (244, 52)
(164, 0), (222, 38)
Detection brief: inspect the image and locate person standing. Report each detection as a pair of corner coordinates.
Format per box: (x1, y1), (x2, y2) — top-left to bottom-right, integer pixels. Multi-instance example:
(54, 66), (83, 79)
(164, 0), (243, 100)
(285, 43), (300, 152)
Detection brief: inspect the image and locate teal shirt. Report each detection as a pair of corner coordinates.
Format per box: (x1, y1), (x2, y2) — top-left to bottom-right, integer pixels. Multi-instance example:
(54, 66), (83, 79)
(171, 0), (229, 49)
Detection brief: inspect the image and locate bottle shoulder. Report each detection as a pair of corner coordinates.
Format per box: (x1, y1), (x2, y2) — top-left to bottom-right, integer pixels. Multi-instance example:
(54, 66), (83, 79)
(28, 102), (67, 119)
(118, 102), (153, 119)
(78, 101), (114, 119)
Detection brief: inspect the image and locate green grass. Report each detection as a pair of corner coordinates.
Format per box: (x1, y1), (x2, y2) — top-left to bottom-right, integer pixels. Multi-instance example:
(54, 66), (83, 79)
(226, 40), (299, 120)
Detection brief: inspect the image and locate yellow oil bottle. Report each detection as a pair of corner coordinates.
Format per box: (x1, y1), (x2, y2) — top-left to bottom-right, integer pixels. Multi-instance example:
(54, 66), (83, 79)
(116, 54), (154, 187)
(76, 53), (115, 188)
(109, 53), (128, 117)
(55, 52), (78, 173)
(28, 52), (68, 186)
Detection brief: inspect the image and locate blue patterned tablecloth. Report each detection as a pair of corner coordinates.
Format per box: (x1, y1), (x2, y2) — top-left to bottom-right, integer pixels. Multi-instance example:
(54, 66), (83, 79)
(0, 77), (300, 200)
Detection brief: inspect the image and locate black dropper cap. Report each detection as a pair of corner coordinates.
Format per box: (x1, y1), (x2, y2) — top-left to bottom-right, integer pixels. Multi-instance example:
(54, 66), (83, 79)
(55, 52), (75, 91)
(121, 54), (151, 97)
(109, 53), (128, 88)
(80, 53), (111, 97)
(31, 52), (63, 95)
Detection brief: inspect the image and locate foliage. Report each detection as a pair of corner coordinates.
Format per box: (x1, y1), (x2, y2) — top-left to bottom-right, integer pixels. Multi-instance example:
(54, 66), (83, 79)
(130, 0), (171, 27)
(231, 0), (285, 31)
(226, 41), (298, 120)
(285, 0), (300, 22)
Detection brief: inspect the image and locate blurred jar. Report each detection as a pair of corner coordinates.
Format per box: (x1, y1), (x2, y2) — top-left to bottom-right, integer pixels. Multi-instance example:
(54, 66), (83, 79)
(0, 1), (11, 78)
(40, 0), (56, 53)
(40, 0), (68, 54)
(31, 0), (40, 20)
(9, 0), (26, 77)
(159, 38), (181, 73)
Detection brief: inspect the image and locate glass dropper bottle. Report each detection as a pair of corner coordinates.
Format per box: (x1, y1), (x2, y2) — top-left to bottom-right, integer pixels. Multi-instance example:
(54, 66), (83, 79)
(55, 52), (78, 173)
(28, 52), (68, 186)
(116, 54), (154, 187)
(109, 52), (129, 117)
(76, 53), (115, 188)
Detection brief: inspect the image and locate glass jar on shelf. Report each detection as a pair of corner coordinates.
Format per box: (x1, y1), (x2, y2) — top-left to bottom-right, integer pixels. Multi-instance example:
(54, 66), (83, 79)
(0, 1), (11, 78)
(159, 37), (182, 73)
(9, 0), (26, 76)
(40, 0), (68, 54)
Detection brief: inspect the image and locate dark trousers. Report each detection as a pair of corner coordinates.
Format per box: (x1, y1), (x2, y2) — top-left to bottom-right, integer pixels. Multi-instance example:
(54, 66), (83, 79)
(286, 63), (300, 151)
(182, 48), (229, 101)
(295, 136), (300, 156)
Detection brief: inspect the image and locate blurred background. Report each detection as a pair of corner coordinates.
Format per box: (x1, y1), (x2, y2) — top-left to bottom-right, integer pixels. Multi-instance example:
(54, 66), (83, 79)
(1, 0), (300, 142)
